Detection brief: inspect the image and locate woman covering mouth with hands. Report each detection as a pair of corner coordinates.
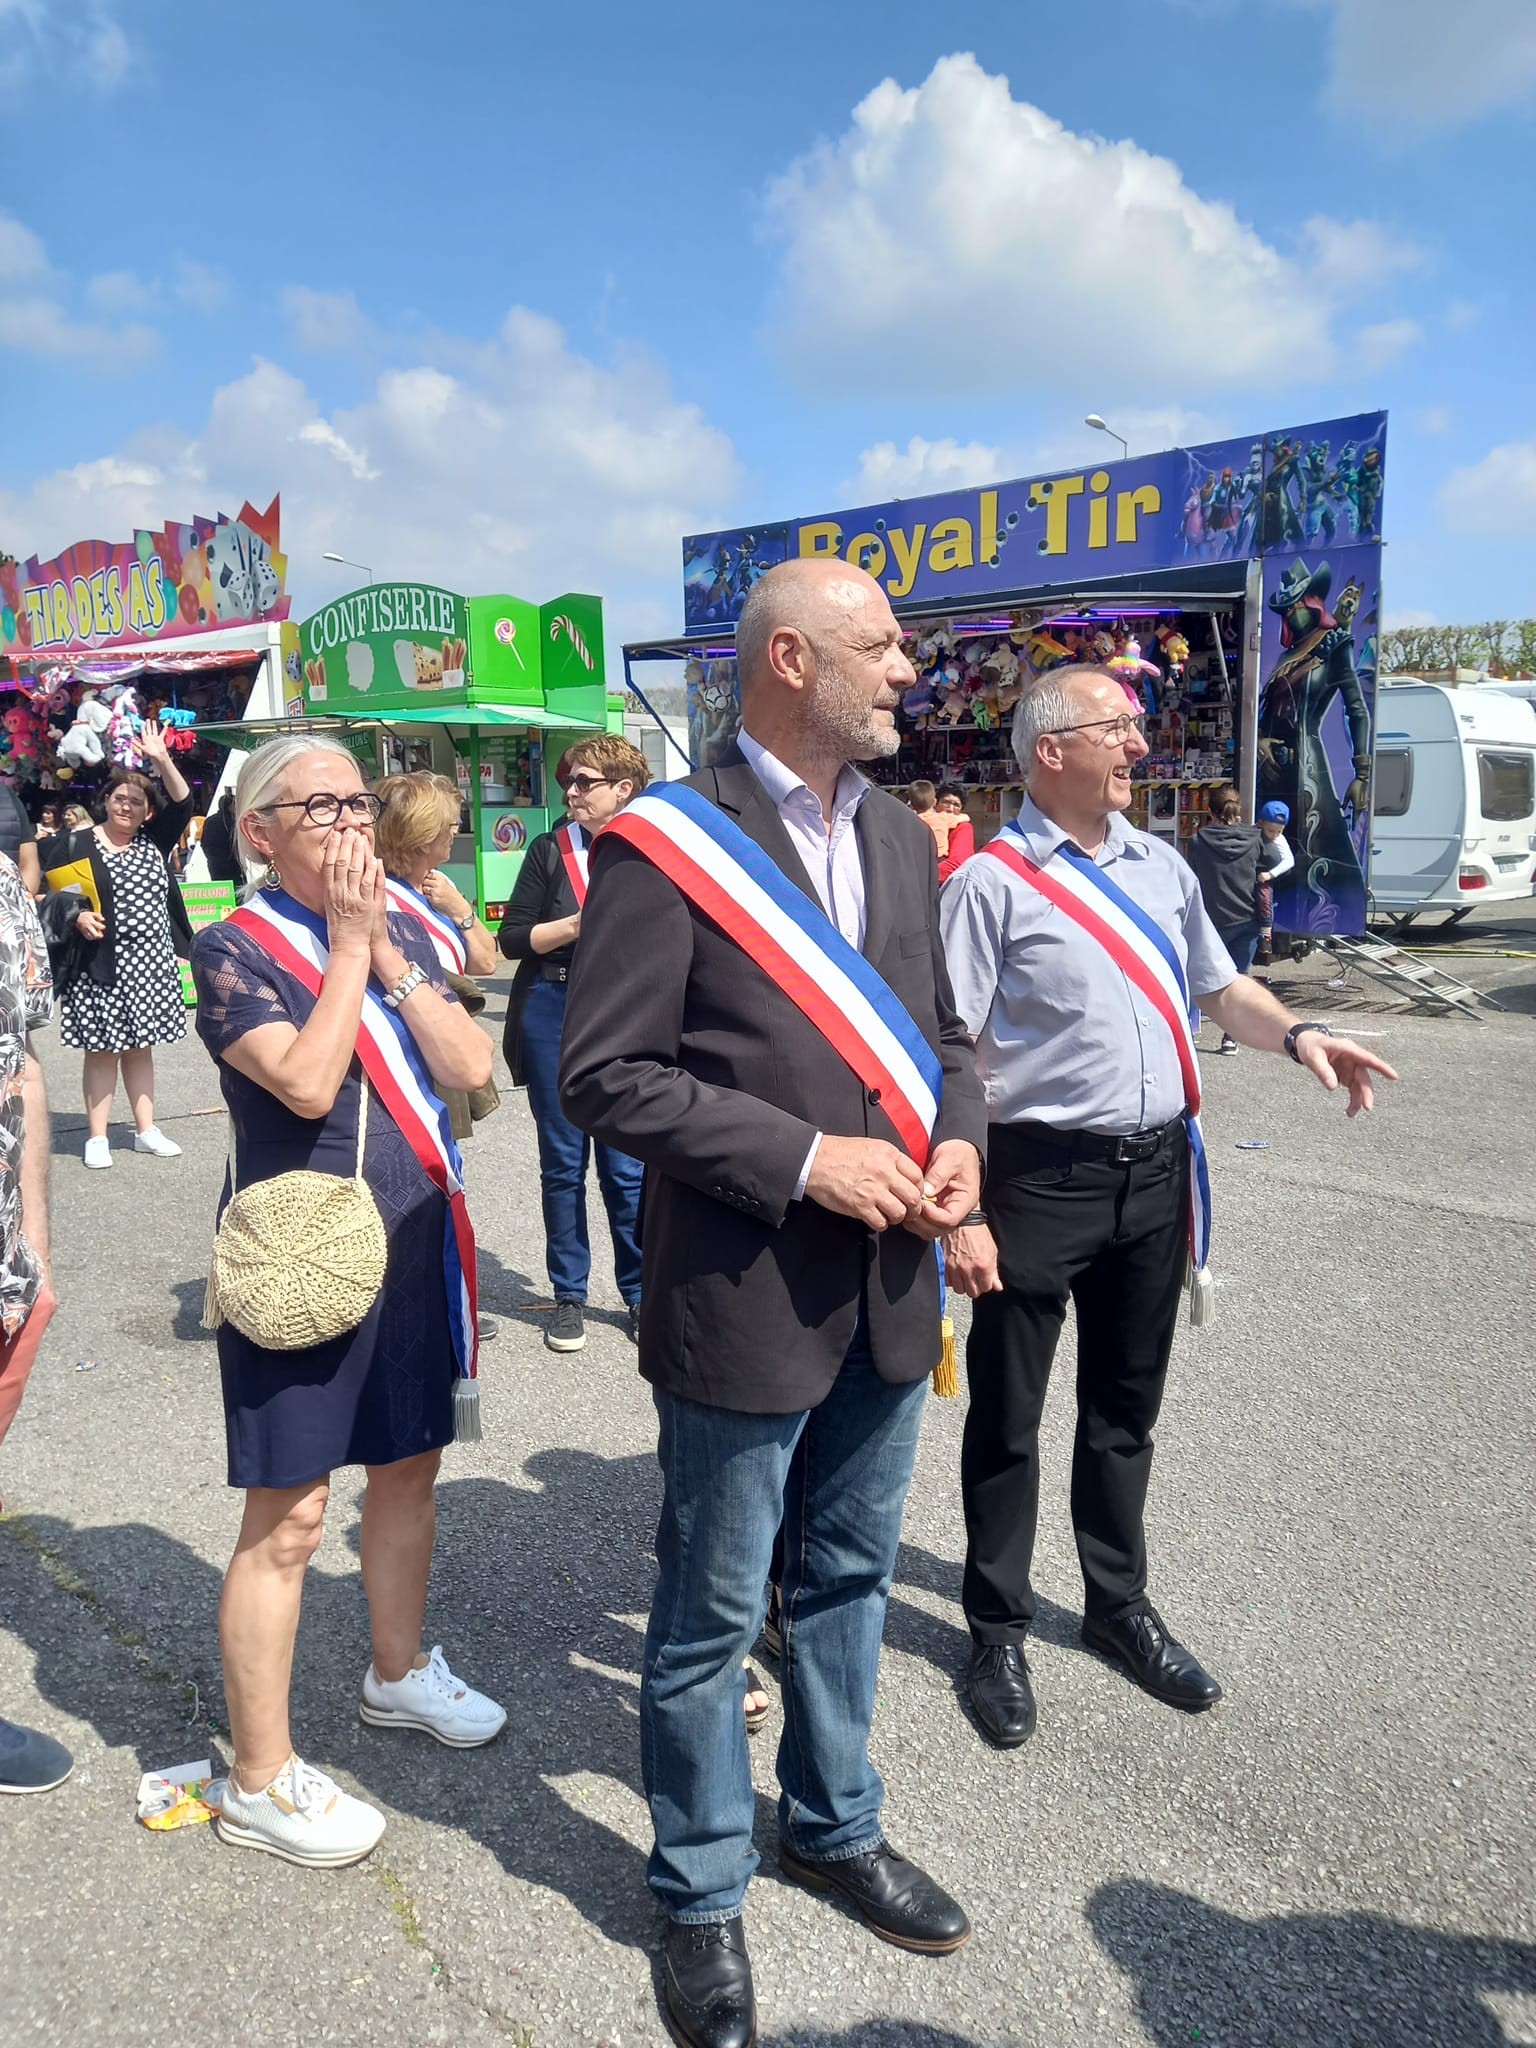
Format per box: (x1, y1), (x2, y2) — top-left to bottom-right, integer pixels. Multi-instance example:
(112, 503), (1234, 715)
(189, 733), (504, 1873)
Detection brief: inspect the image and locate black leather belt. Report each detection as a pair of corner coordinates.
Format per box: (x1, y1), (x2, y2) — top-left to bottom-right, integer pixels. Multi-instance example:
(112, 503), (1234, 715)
(999, 1113), (1186, 1165)
(540, 963), (570, 984)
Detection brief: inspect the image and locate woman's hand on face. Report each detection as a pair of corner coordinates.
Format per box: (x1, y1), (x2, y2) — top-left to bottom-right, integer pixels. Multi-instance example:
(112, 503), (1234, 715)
(321, 831), (377, 958)
(76, 909), (107, 941)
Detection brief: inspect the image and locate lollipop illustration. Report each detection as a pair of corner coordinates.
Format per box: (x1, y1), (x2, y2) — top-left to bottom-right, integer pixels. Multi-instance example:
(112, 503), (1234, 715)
(493, 615), (526, 670)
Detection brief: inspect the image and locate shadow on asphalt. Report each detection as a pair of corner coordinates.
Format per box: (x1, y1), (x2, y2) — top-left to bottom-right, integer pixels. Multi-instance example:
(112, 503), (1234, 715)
(1088, 1879), (1536, 2045)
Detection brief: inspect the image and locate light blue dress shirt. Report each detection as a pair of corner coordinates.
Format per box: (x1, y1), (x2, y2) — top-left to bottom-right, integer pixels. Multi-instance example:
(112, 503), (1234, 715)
(939, 796), (1236, 1136)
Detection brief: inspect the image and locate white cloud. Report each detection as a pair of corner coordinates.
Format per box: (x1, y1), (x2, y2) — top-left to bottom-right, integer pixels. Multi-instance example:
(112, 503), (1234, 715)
(1355, 318), (1423, 372)
(1413, 405), (1453, 435)
(761, 54), (1418, 401)
(0, 317), (741, 650)
(1384, 607), (1440, 629)
(1319, 0), (1536, 131)
(849, 437), (1006, 499)
(88, 269), (159, 314)
(0, 1), (135, 93)
(0, 211), (157, 368)
(282, 285), (374, 354)
(175, 260), (228, 314)
(844, 406), (1231, 503)
(1445, 298), (1481, 332)
(1440, 439), (1536, 536)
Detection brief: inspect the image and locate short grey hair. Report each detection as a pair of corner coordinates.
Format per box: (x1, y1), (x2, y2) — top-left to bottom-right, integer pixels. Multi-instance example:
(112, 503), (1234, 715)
(1011, 664), (1118, 776)
(234, 732), (361, 889)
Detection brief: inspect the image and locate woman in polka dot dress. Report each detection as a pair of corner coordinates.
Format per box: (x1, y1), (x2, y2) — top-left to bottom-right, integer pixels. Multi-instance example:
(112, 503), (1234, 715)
(52, 721), (195, 1167)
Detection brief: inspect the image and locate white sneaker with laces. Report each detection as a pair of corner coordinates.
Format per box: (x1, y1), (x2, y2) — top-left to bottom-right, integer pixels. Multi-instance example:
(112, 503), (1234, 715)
(360, 1645), (507, 1748)
(83, 1137), (112, 1170)
(133, 1125), (182, 1157)
(213, 1754), (385, 1868)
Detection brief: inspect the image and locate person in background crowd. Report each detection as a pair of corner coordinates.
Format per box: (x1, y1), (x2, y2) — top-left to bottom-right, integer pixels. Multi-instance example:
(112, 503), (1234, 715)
(0, 848), (68, 1791)
(60, 803), (92, 835)
(375, 773), (498, 979)
(0, 781), (41, 899)
(49, 723), (193, 1167)
(1253, 800), (1294, 968)
(497, 735), (650, 1355)
(199, 789), (245, 886)
(191, 734), (503, 1872)
(33, 797), (63, 846)
(560, 559), (986, 2048)
(940, 666), (1395, 1755)
(1186, 784), (1280, 1056)
(934, 783), (976, 884)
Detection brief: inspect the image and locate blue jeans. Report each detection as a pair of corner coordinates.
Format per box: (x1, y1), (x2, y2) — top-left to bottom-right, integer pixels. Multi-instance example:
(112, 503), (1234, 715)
(642, 1321), (927, 1922)
(1217, 921), (1262, 976)
(520, 978), (644, 1305)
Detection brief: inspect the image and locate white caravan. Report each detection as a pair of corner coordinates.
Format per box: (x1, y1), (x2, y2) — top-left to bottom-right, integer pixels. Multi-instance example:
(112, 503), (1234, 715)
(1370, 680), (1536, 924)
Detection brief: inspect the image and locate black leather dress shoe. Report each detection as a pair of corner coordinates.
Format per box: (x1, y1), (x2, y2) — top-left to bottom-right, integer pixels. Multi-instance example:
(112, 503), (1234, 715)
(777, 1841), (971, 1953)
(966, 1642), (1037, 1749)
(1082, 1605), (1223, 1710)
(663, 1917), (756, 2048)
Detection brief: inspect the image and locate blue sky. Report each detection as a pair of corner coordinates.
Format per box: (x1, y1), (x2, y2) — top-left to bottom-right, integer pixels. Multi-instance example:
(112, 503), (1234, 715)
(3, 0), (1534, 650)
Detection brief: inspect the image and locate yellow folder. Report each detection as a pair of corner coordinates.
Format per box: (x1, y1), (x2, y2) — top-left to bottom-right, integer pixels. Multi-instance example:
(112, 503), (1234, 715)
(44, 855), (102, 915)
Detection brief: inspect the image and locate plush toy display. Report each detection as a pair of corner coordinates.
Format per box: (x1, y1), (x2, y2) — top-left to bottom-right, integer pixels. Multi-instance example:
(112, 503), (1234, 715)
(105, 684), (145, 768)
(56, 693), (113, 768)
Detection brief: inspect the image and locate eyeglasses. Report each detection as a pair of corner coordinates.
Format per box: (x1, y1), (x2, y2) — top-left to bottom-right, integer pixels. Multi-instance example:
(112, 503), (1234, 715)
(260, 792), (384, 825)
(1049, 713), (1147, 744)
(561, 773), (615, 795)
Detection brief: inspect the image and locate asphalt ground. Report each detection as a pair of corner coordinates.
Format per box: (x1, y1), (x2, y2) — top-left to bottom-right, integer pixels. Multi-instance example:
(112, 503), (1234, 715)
(2, 903), (1534, 2047)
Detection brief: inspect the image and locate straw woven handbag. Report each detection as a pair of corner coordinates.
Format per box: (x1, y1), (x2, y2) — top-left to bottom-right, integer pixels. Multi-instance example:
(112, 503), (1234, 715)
(203, 1083), (388, 1351)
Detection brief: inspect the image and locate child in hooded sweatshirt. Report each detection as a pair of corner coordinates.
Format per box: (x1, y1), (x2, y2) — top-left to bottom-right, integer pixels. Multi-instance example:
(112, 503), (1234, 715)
(1186, 786), (1286, 1054)
(1254, 800), (1294, 967)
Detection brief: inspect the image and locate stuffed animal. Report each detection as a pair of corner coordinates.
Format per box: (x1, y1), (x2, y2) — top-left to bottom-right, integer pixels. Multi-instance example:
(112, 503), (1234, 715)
(1154, 624), (1191, 678)
(903, 669), (939, 725)
(1106, 635), (1162, 712)
(934, 660), (971, 726)
(58, 692), (113, 768)
(158, 706), (197, 753)
(105, 685), (145, 768)
(1023, 627), (1071, 672)
(3, 708), (38, 763)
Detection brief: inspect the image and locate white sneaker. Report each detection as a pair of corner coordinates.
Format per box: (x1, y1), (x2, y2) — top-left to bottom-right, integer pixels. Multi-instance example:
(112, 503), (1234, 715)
(213, 1753), (385, 1869)
(83, 1137), (112, 1170)
(132, 1125), (182, 1157)
(360, 1645), (506, 1748)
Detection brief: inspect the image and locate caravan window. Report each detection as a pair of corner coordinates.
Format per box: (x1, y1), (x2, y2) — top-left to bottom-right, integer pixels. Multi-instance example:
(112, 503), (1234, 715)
(1477, 750), (1535, 822)
(1375, 748), (1413, 817)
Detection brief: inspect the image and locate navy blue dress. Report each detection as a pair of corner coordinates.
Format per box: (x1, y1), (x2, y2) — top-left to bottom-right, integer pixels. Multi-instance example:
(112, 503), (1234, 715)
(191, 912), (459, 1489)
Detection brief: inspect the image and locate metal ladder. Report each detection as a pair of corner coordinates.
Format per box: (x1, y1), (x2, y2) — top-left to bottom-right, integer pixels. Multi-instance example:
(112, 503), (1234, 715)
(1323, 934), (1503, 1018)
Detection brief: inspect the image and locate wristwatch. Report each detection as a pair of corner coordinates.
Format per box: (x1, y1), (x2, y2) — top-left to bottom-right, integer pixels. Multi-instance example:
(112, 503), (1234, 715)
(454, 909), (476, 931)
(1283, 1021), (1333, 1063)
(383, 963), (427, 1010)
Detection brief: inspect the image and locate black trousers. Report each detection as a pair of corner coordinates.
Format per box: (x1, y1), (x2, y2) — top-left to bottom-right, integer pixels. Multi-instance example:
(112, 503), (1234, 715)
(961, 1118), (1190, 1642)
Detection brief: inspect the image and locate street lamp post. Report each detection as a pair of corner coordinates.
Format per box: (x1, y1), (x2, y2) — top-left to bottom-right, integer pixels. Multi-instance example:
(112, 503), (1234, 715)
(322, 550), (374, 583)
(1084, 415), (1129, 462)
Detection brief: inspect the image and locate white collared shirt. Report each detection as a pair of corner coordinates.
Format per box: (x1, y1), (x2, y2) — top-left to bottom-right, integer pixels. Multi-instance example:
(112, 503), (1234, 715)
(737, 727), (870, 950)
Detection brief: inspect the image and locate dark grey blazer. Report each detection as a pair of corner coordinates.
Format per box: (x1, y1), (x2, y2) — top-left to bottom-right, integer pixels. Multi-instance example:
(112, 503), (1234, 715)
(558, 752), (986, 1414)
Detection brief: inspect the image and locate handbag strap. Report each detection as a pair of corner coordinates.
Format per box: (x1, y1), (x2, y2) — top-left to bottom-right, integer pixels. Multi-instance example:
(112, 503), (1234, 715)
(226, 1075), (370, 1196)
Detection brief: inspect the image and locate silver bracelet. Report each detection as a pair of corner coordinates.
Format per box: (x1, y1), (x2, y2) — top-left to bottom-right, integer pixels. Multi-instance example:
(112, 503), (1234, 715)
(383, 963), (427, 1010)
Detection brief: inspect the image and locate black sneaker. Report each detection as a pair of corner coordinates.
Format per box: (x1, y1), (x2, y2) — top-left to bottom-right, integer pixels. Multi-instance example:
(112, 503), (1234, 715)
(624, 1302), (641, 1344)
(476, 1314), (498, 1342)
(546, 1300), (586, 1353)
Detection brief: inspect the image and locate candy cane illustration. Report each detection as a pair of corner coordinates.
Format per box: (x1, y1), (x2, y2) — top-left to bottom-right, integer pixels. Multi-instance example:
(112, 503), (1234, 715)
(549, 613), (595, 670)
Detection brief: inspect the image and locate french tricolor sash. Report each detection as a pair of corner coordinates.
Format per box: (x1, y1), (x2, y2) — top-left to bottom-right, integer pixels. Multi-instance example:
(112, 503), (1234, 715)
(982, 823), (1214, 1323)
(385, 876), (468, 975)
(556, 822), (589, 908)
(602, 784), (942, 1166)
(229, 888), (482, 1427)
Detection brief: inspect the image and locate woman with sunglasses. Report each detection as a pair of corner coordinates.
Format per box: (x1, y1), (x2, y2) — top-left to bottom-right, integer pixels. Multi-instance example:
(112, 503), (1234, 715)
(189, 735), (504, 1872)
(498, 734), (649, 1354)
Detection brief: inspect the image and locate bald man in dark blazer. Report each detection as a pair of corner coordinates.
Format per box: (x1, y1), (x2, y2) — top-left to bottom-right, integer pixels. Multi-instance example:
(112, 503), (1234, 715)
(560, 559), (985, 2048)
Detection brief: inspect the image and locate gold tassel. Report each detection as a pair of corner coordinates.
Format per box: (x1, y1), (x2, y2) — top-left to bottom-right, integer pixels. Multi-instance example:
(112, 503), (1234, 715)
(931, 1317), (959, 1398)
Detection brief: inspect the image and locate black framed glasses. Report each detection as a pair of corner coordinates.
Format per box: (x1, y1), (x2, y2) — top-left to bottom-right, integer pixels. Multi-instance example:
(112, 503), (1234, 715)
(1049, 712), (1147, 743)
(260, 792), (384, 825)
(560, 773), (616, 795)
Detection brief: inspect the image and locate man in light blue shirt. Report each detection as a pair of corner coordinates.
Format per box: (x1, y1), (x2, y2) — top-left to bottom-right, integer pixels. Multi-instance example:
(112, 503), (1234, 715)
(939, 665), (1395, 1751)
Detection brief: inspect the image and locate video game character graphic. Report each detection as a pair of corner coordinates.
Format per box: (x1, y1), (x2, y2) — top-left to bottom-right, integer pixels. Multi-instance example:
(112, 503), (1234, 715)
(1258, 558), (1372, 934)
(1261, 439), (1306, 549)
(1354, 447), (1384, 540)
(1301, 442), (1338, 542)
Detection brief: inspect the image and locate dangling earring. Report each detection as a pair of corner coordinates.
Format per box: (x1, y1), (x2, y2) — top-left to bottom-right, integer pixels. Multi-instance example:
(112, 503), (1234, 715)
(263, 860), (281, 891)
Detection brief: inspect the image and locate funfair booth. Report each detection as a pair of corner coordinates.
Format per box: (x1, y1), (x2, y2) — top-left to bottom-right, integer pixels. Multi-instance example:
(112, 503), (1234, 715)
(624, 412), (1387, 940)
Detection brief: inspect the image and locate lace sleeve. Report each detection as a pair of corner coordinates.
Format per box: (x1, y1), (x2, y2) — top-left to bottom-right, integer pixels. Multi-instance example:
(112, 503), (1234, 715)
(191, 923), (298, 1060)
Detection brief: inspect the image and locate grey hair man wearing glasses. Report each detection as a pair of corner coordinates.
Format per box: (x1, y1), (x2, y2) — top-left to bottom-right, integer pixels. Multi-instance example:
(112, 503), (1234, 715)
(938, 665), (1395, 1751)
